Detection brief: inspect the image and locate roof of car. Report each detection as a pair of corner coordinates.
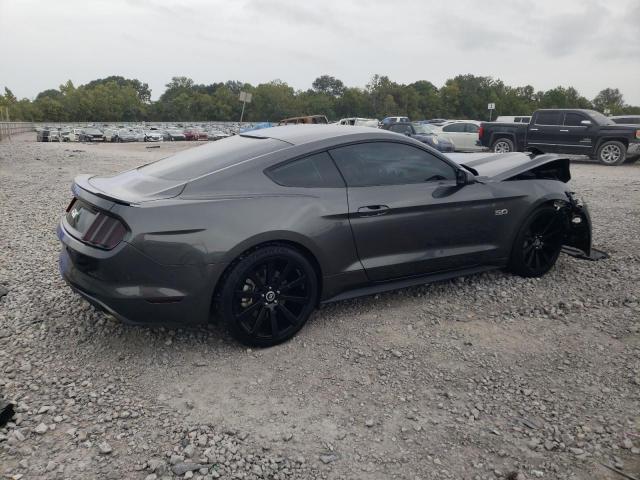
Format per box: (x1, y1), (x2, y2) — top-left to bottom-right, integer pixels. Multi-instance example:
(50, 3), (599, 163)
(240, 124), (398, 146)
(441, 120), (481, 124)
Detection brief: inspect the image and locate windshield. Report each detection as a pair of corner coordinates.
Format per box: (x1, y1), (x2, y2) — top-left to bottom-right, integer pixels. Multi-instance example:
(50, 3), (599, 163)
(412, 123), (436, 134)
(139, 135), (289, 180)
(587, 110), (614, 125)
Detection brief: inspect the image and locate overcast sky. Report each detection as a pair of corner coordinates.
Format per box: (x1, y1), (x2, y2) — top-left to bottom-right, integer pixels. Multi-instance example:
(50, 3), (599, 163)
(1, 0), (639, 104)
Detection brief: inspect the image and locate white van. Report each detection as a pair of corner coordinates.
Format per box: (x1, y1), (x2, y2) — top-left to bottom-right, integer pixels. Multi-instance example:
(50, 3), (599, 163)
(337, 117), (379, 128)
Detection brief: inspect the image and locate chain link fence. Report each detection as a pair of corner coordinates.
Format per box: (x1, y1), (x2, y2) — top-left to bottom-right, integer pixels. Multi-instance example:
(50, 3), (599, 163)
(0, 122), (35, 141)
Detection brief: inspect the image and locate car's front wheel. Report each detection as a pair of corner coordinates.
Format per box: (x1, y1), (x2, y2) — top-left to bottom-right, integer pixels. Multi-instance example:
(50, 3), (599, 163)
(218, 245), (318, 347)
(492, 138), (514, 153)
(508, 205), (565, 277)
(596, 140), (626, 166)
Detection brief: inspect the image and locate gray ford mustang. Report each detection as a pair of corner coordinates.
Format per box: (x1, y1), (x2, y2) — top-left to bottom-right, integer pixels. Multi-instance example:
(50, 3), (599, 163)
(58, 125), (593, 347)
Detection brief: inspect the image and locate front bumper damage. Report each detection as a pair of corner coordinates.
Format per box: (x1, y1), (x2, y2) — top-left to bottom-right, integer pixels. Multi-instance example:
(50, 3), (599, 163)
(559, 193), (608, 261)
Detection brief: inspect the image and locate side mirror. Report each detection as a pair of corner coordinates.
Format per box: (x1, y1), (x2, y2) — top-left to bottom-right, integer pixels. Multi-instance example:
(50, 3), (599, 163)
(580, 120), (592, 126)
(456, 169), (475, 186)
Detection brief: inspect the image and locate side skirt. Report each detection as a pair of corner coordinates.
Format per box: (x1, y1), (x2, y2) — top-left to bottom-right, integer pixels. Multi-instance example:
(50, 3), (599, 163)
(321, 265), (501, 304)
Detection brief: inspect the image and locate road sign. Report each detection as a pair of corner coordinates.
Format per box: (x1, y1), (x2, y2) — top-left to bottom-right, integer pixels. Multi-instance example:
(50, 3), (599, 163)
(239, 91), (252, 122)
(488, 103), (495, 110)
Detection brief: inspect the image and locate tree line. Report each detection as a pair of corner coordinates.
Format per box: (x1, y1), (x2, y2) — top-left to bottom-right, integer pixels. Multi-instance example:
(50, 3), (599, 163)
(1, 74), (638, 123)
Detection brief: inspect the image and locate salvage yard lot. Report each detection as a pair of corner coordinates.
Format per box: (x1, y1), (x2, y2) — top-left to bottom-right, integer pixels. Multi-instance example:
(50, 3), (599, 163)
(1, 136), (639, 479)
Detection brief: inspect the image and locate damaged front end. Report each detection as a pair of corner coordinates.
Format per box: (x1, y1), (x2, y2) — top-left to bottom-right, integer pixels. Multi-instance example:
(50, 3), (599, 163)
(557, 192), (607, 261)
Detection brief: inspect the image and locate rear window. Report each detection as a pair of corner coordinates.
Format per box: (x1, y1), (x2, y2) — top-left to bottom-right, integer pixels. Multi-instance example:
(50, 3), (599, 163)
(267, 152), (344, 188)
(535, 112), (562, 125)
(139, 135), (288, 180)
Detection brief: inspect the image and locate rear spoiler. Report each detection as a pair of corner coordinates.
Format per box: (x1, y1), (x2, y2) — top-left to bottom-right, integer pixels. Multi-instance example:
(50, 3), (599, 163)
(73, 174), (131, 207)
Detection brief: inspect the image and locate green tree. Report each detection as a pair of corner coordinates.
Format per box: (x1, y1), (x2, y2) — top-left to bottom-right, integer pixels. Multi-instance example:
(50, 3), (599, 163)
(593, 88), (625, 114)
(312, 75), (345, 97)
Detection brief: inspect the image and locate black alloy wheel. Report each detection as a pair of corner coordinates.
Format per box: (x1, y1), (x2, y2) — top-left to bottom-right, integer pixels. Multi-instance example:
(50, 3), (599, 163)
(218, 246), (318, 347)
(509, 206), (566, 277)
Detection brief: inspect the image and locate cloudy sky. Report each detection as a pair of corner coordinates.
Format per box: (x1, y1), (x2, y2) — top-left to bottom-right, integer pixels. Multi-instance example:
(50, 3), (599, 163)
(1, 0), (639, 103)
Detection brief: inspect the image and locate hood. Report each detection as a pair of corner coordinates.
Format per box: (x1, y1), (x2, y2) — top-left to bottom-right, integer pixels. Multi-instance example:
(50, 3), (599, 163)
(446, 152), (571, 182)
(74, 170), (186, 205)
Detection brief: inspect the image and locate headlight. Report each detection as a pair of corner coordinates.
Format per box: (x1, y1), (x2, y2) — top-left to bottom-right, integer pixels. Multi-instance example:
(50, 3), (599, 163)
(431, 137), (439, 145)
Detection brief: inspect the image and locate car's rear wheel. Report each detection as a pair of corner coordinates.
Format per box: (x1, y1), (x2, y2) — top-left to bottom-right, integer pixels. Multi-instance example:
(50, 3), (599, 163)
(492, 138), (514, 153)
(596, 140), (626, 166)
(218, 246), (318, 347)
(508, 206), (565, 277)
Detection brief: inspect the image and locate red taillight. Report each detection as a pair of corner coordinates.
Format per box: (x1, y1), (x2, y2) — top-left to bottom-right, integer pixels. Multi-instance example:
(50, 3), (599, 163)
(478, 126), (484, 139)
(66, 197), (77, 212)
(82, 212), (127, 249)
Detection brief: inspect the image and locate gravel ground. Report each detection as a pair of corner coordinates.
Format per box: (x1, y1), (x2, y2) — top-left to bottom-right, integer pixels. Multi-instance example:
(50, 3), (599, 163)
(0, 135), (639, 480)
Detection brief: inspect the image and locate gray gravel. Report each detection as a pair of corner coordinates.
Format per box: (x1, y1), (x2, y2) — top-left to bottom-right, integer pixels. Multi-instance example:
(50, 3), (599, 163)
(1, 136), (639, 480)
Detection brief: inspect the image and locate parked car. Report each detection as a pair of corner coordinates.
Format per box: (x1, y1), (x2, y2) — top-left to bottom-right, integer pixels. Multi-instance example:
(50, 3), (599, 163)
(384, 122), (455, 152)
(278, 115), (329, 125)
(58, 125), (594, 347)
(165, 129), (186, 141)
(479, 109), (640, 165)
(67, 128), (83, 142)
(36, 129), (50, 142)
(103, 129), (118, 142)
(422, 118), (448, 126)
(496, 116), (531, 124)
(380, 116), (410, 128)
(207, 130), (231, 141)
(610, 115), (640, 125)
(337, 118), (379, 128)
(48, 130), (62, 142)
(435, 121), (485, 152)
(60, 129), (72, 142)
(184, 129), (208, 141)
(79, 128), (105, 142)
(114, 129), (138, 143)
(143, 130), (164, 142)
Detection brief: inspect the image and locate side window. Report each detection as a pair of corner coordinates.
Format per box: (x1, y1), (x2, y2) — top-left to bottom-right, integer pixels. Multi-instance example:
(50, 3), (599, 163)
(564, 113), (587, 126)
(329, 142), (456, 187)
(443, 123), (466, 133)
(535, 112), (562, 125)
(267, 152), (344, 188)
(465, 123), (479, 133)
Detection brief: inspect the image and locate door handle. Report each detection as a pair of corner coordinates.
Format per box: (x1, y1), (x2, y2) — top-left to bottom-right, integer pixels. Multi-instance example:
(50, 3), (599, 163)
(529, 128), (539, 131)
(560, 129), (569, 132)
(357, 205), (390, 217)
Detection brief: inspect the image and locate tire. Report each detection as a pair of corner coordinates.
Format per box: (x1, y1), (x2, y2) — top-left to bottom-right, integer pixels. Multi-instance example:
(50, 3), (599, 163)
(596, 140), (626, 166)
(492, 138), (514, 153)
(508, 205), (566, 278)
(217, 245), (318, 347)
